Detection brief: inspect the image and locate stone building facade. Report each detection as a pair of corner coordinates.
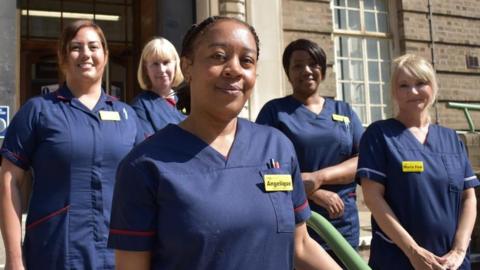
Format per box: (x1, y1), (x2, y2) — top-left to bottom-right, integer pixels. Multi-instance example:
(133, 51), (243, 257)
(2, 0), (478, 129)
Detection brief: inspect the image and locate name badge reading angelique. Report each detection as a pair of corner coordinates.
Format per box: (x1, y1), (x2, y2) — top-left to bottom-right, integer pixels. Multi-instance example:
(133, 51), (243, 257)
(402, 161), (424, 172)
(264, 174), (293, 192)
(99, 110), (121, 121)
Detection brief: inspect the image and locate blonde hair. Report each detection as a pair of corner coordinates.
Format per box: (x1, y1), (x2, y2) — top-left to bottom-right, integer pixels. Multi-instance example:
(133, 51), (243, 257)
(137, 37), (184, 90)
(390, 54), (438, 108)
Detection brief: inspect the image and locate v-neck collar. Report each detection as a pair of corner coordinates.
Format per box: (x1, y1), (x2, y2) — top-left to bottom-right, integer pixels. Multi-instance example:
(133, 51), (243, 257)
(392, 118), (433, 149)
(55, 84), (112, 113)
(288, 95), (330, 119)
(171, 118), (248, 168)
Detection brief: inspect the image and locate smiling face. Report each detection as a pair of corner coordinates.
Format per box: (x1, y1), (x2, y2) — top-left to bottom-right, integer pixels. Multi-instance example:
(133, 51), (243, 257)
(287, 50), (322, 98)
(393, 68), (434, 114)
(146, 57), (176, 95)
(63, 26), (107, 84)
(182, 19), (257, 119)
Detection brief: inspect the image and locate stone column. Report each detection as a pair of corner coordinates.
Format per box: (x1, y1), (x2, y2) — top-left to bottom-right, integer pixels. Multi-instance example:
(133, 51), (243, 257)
(219, 0), (246, 20)
(0, 0), (18, 145)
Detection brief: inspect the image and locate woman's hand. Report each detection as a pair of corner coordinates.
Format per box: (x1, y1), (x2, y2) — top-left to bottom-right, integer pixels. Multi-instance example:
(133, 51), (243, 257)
(440, 248), (466, 270)
(301, 171), (323, 195)
(407, 245), (446, 270)
(309, 189), (344, 219)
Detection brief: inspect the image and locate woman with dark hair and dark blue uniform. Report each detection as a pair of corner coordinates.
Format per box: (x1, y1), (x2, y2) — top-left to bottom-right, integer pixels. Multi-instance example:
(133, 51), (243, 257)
(0, 20), (138, 269)
(357, 54), (479, 270)
(256, 39), (364, 266)
(108, 16), (340, 270)
(132, 37), (185, 141)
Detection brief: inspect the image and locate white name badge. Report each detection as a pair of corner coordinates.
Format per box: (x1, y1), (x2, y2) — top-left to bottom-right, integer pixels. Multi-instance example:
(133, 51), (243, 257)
(99, 110), (121, 121)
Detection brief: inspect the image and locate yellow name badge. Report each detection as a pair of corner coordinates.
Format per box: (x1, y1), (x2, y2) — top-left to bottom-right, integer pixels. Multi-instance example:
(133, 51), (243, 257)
(332, 114), (350, 124)
(99, 110), (121, 121)
(264, 174), (293, 192)
(402, 161), (424, 172)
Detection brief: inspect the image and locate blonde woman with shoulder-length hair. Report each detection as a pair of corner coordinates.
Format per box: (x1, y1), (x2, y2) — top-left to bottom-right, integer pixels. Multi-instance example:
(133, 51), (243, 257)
(132, 37), (185, 141)
(357, 53), (478, 270)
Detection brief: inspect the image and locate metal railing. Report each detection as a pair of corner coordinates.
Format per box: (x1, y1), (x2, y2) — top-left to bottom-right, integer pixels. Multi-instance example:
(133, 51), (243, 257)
(307, 211), (371, 270)
(447, 102), (480, 133)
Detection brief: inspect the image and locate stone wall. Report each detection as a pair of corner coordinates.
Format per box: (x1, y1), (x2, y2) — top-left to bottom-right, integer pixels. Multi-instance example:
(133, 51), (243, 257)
(0, 0), (18, 145)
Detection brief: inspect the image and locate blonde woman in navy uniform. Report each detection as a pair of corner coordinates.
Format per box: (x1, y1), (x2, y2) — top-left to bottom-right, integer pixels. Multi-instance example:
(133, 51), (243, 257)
(256, 39), (364, 266)
(108, 16), (340, 270)
(131, 37), (185, 141)
(0, 20), (137, 269)
(357, 54), (479, 270)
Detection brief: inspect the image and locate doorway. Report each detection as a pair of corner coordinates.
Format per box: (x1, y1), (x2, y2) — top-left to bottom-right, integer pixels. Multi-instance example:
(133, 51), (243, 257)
(19, 0), (142, 104)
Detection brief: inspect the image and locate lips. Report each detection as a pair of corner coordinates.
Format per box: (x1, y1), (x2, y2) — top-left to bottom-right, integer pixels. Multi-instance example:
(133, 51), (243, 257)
(215, 84), (242, 92)
(78, 63), (94, 69)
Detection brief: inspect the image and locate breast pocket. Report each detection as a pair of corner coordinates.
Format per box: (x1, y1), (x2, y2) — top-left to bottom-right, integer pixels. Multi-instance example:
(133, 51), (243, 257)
(336, 122), (353, 156)
(441, 154), (464, 187)
(260, 168), (295, 233)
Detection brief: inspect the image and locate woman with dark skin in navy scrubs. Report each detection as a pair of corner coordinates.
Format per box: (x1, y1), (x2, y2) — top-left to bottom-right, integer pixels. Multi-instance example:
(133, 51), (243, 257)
(131, 37), (185, 141)
(358, 54), (479, 270)
(256, 39), (363, 266)
(108, 16), (340, 270)
(0, 20), (137, 269)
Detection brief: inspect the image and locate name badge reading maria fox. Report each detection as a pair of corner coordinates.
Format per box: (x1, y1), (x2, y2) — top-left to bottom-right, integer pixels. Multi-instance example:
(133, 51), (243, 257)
(99, 110), (121, 121)
(264, 174), (293, 192)
(332, 114), (350, 124)
(402, 161), (424, 172)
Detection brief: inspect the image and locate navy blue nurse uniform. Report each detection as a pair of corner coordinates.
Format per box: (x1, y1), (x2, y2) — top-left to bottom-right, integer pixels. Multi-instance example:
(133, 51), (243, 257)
(130, 90), (186, 141)
(108, 119), (311, 270)
(256, 96), (364, 249)
(356, 119), (480, 270)
(1, 85), (138, 269)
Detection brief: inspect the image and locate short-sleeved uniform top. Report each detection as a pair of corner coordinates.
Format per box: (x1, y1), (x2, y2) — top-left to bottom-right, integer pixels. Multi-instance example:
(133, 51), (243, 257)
(130, 90), (186, 141)
(256, 96), (364, 248)
(356, 119), (480, 270)
(1, 85), (138, 270)
(108, 118), (311, 270)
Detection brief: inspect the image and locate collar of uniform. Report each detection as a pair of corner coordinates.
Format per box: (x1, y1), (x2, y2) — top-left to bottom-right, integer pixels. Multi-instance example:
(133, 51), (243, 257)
(54, 84), (116, 105)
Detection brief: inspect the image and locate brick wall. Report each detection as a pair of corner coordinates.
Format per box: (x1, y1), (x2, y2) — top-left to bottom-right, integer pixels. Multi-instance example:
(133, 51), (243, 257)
(434, 102), (480, 130)
(459, 133), (480, 253)
(282, 0), (335, 97)
(398, 0), (480, 130)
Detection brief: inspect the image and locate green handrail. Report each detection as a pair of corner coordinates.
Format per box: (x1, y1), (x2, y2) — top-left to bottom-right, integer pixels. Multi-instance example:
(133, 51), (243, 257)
(307, 211), (371, 270)
(447, 102), (480, 133)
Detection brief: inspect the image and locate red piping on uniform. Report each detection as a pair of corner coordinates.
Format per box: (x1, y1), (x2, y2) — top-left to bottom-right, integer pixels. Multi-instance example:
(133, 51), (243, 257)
(106, 95), (118, 102)
(54, 91), (70, 101)
(110, 229), (156, 237)
(26, 205), (70, 230)
(294, 200), (309, 212)
(3, 150), (29, 164)
(164, 97), (176, 107)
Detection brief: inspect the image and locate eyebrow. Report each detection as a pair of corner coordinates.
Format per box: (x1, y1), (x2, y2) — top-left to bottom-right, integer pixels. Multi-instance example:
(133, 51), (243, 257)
(207, 42), (257, 54)
(70, 41), (101, 45)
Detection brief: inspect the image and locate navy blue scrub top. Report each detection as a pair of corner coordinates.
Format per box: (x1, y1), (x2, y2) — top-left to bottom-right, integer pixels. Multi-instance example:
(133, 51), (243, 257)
(130, 90), (186, 141)
(256, 96), (364, 248)
(1, 85), (138, 270)
(356, 119), (480, 270)
(109, 119), (311, 270)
